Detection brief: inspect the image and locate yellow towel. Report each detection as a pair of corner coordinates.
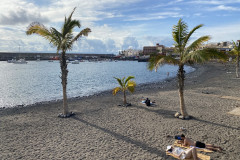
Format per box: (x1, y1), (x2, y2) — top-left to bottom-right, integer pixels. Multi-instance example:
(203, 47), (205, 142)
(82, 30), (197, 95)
(174, 141), (213, 153)
(166, 151), (210, 160)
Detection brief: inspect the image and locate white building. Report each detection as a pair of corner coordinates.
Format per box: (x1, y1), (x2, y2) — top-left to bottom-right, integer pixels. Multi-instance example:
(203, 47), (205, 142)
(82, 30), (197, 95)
(122, 49), (141, 57)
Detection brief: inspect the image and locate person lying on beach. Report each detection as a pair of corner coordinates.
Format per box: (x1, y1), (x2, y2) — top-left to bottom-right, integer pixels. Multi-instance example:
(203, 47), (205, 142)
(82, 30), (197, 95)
(166, 146), (199, 160)
(177, 134), (223, 152)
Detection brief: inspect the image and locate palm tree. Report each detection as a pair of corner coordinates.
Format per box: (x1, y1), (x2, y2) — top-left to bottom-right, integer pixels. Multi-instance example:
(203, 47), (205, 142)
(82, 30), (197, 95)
(26, 8), (91, 117)
(113, 76), (136, 106)
(230, 41), (240, 78)
(148, 19), (226, 119)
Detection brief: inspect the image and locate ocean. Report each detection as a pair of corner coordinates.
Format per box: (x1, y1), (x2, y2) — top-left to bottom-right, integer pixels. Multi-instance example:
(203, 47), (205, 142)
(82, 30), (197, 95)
(0, 60), (195, 108)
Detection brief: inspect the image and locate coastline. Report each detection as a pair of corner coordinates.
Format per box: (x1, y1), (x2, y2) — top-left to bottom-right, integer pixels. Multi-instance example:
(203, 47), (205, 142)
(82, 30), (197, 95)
(0, 63), (195, 110)
(0, 62), (239, 159)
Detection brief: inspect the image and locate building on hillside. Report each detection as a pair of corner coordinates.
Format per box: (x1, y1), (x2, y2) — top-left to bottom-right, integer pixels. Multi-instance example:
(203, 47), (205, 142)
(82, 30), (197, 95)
(121, 49), (142, 57)
(165, 47), (175, 56)
(201, 41), (234, 54)
(143, 43), (166, 55)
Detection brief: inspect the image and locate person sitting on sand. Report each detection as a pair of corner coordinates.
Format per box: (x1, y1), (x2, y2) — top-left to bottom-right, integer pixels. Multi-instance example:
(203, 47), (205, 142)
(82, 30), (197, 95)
(166, 146), (199, 160)
(145, 98), (151, 106)
(178, 134), (223, 152)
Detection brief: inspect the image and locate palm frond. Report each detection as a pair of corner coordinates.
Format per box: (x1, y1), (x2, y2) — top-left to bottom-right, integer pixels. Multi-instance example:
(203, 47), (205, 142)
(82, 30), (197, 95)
(230, 40), (240, 56)
(71, 28), (91, 44)
(185, 35), (211, 54)
(172, 18), (188, 47)
(112, 87), (121, 95)
(127, 81), (136, 93)
(183, 24), (203, 48)
(26, 22), (51, 37)
(183, 48), (227, 64)
(114, 77), (123, 87)
(148, 54), (179, 71)
(26, 22), (60, 47)
(63, 20), (81, 37)
(125, 76), (135, 84)
(62, 8), (78, 37)
(49, 27), (62, 47)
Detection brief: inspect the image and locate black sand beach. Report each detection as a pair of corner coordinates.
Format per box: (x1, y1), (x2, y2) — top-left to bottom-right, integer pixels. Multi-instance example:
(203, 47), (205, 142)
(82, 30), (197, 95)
(0, 62), (239, 159)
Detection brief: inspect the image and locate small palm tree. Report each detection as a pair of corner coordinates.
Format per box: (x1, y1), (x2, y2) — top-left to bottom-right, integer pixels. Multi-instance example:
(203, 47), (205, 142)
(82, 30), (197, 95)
(230, 41), (240, 78)
(113, 76), (136, 106)
(26, 8), (91, 117)
(148, 19), (226, 119)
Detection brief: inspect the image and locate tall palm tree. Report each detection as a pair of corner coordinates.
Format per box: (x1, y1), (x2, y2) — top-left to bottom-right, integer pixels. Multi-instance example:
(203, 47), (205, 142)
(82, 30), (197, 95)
(148, 19), (226, 119)
(113, 76), (136, 106)
(26, 8), (91, 117)
(230, 41), (240, 78)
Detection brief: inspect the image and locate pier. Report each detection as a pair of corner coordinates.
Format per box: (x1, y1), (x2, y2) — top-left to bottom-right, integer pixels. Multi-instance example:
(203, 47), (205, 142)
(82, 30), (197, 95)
(0, 52), (115, 61)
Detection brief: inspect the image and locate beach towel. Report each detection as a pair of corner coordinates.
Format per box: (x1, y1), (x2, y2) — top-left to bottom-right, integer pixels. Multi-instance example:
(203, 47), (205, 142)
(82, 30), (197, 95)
(166, 151), (210, 160)
(140, 100), (155, 106)
(174, 141), (213, 153)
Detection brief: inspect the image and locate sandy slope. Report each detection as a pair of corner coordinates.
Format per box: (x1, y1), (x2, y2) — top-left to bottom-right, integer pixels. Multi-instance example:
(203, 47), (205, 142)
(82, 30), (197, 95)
(0, 62), (239, 160)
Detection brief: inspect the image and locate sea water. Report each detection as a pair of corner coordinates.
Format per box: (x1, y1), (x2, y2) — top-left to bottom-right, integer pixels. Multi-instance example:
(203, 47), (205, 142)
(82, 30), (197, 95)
(0, 61), (194, 108)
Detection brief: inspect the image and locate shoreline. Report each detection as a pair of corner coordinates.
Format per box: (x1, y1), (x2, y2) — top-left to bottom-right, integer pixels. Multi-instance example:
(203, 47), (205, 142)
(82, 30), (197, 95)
(0, 64), (196, 110)
(0, 62), (239, 159)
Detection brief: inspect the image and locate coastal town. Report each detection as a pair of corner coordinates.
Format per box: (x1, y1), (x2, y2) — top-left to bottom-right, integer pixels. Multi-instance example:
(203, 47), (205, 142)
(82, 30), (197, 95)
(0, 41), (237, 62)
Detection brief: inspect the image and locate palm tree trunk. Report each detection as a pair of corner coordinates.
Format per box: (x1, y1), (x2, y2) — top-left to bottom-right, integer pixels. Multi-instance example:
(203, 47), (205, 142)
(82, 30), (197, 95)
(236, 55), (239, 78)
(178, 64), (188, 118)
(60, 52), (69, 115)
(123, 90), (127, 106)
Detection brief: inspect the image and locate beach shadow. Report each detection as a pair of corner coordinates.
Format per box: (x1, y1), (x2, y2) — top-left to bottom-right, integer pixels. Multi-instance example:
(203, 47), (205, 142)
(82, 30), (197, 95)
(71, 116), (170, 159)
(192, 117), (239, 130)
(131, 105), (176, 119)
(74, 108), (102, 116)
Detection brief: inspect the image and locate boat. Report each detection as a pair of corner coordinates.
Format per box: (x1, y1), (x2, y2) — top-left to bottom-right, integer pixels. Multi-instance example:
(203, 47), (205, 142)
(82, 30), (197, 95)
(36, 58), (40, 62)
(48, 60), (53, 62)
(7, 59), (17, 63)
(138, 55), (150, 62)
(72, 60), (79, 64)
(13, 59), (27, 64)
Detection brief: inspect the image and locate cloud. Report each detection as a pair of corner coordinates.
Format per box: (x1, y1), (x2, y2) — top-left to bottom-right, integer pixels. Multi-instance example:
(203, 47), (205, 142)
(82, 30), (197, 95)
(207, 5), (240, 11)
(0, 8), (49, 25)
(141, 36), (174, 47)
(0, 0), (240, 54)
(122, 37), (139, 50)
(189, 0), (240, 5)
(126, 12), (183, 21)
(105, 39), (117, 53)
(188, 0), (222, 5)
(196, 23), (240, 43)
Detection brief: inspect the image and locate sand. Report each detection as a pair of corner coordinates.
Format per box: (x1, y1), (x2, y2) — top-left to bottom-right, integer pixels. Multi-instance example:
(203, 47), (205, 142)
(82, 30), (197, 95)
(0, 62), (239, 160)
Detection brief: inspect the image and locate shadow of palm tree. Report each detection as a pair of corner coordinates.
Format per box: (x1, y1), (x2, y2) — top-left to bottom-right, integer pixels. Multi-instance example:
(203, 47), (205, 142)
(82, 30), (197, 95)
(131, 105), (176, 119)
(71, 116), (171, 159)
(192, 117), (239, 130)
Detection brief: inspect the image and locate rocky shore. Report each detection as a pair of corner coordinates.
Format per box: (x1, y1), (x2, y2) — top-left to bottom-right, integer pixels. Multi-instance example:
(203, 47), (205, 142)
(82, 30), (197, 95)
(0, 62), (239, 159)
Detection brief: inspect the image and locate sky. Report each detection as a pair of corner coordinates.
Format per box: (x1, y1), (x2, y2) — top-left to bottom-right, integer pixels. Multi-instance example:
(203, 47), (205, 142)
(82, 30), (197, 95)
(0, 0), (240, 54)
